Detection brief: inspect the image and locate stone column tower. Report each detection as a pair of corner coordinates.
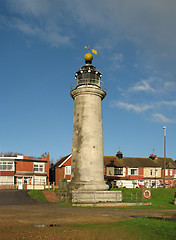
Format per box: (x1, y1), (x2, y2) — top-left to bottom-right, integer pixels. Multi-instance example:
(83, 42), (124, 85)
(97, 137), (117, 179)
(70, 53), (108, 191)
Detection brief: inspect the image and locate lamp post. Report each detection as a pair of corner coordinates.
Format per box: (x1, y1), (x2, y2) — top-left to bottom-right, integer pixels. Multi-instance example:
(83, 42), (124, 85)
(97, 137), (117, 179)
(163, 126), (166, 188)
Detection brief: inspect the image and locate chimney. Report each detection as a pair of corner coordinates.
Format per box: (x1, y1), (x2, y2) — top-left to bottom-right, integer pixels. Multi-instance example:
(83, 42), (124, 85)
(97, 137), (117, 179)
(116, 151), (123, 159)
(149, 154), (157, 160)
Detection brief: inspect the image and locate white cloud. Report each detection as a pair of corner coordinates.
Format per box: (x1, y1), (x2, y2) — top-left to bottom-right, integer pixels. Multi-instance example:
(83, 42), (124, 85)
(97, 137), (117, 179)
(112, 53), (123, 62)
(0, 4), (71, 47)
(2, 0), (176, 54)
(129, 80), (155, 93)
(111, 101), (152, 113)
(164, 82), (176, 91)
(13, 18), (37, 35)
(152, 113), (174, 123)
(66, 0), (176, 54)
(128, 76), (176, 95)
(1, 0), (72, 47)
(110, 53), (124, 70)
(162, 100), (176, 107)
(6, 0), (50, 16)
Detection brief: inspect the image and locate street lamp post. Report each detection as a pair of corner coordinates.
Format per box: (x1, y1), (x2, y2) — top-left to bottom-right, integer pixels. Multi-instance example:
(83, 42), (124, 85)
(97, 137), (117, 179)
(163, 126), (166, 188)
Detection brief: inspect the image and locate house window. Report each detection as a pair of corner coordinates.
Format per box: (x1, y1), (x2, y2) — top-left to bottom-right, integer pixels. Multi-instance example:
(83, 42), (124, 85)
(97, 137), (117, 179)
(155, 169), (158, 176)
(130, 168), (138, 175)
(114, 167), (123, 175)
(0, 161), (14, 171)
(34, 176), (46, 185)
(65, 166), (71, 175)
(24, 177), (30, 184)
(170, 169), (173, 176)
(165, 169), (168, 176)
(150, 169), (153, 176)
(0, 176), (14, 185)
(34, 163), (44, 173)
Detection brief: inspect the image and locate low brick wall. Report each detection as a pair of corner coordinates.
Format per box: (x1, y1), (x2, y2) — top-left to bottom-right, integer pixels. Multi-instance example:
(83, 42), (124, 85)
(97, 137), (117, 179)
(0, 184), (17, 190)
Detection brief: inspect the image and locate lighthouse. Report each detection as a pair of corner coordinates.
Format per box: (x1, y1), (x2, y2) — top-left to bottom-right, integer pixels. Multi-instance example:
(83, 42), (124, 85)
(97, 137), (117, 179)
(70, 53), (108, 191)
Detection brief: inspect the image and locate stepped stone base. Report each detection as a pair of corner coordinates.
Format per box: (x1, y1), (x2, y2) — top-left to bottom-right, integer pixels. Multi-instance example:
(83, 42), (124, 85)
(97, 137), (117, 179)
(72, 191), (122, 205)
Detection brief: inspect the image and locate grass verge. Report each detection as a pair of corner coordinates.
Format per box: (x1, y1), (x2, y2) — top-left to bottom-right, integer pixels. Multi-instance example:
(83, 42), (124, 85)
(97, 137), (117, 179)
(28, 190), (48, 202)
(111, 187), (176, 209)
(28, 188), (176, 209)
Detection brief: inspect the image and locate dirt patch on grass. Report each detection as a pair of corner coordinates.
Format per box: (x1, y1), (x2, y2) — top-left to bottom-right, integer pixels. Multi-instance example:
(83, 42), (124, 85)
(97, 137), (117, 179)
(0, 203), (176, 227)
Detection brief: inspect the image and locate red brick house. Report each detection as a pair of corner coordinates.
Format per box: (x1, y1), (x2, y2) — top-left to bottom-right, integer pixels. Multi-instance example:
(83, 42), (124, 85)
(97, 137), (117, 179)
(0, 152), (49, 189)
(105, 152), (176, 188)
(54, 154), (72, 185)
(149, 154), (176, 187)
(52, 151), (176, 188)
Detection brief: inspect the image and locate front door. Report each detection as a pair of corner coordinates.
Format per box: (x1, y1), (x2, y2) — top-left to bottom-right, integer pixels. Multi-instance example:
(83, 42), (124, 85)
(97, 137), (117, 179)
(17, 177), (23, 189)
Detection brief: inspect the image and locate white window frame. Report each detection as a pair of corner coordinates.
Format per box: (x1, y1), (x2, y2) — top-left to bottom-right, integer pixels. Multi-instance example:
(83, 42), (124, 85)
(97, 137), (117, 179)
(34, 162), (45, 173)
(170, 169), (173, 176)
(129, 168), (138, 175)
(165, 169), (168, 176)
(0, 161), (14, 171)
(65, 166), (71, 175)
(114, 167), (123, 175)
(0, 176), (14, 185)
(34, 176), (46, 185)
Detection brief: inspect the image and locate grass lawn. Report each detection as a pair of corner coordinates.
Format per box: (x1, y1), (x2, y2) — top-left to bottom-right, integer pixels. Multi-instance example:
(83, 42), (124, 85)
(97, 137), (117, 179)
(28, 188), (176, 209)
(111, 187), (176, 209)
(1, 189), (175, 239)
(150, 188), (176, 208)
(28, 190), (48, 202)
(74, 218), (176, 240)
(0, 218), (175, 240)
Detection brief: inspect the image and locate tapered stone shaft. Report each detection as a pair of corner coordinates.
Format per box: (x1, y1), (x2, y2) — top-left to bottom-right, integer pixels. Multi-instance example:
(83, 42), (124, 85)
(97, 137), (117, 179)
(70, 53), (108, 191)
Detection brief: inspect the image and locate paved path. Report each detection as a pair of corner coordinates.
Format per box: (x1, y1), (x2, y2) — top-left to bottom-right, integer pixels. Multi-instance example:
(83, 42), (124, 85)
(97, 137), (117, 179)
(0, 190), (176, 226)
(0, 190), (42, 205)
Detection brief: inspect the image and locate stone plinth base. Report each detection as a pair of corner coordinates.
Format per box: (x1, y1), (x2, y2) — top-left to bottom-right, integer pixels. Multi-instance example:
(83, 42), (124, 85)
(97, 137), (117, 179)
(72, 202), (152, 207)
(69, 182), (109, 191)
(72, 191), (122, 204)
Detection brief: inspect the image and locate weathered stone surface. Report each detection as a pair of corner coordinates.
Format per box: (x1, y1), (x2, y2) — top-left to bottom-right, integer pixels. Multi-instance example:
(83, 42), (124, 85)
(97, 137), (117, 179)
(72, 191), (122, 203)
(70, 85), (108, 191)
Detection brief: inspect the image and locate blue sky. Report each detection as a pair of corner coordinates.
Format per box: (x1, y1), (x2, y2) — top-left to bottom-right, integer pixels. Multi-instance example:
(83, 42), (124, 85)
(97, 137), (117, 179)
(0, 0), (176, 161)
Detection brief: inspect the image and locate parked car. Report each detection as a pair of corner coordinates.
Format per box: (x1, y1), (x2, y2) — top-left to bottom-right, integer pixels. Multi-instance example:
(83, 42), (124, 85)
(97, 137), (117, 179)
(139, 185), (147, 189)
(116, 180), (138, 188)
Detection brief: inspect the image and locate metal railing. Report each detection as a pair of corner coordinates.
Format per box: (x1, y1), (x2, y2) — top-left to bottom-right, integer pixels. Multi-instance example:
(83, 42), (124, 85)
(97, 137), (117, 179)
(122, 191), (151, 203)
(49, 190), (149, 204)
(55, 191), (72, 204)
(70, 79), (106, 92)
